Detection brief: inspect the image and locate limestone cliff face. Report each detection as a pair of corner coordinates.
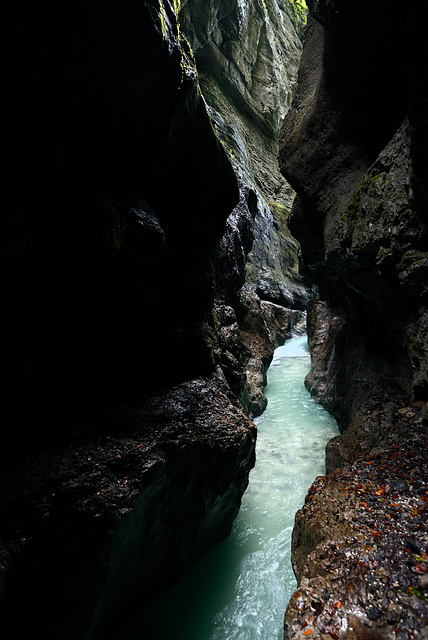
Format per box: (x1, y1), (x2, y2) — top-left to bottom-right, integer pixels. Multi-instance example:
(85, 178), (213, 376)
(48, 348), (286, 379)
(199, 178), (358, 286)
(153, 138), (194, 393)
(179, 0), (309, 414)
(179, 0), (308, 309)
(279, 1), (428, 637)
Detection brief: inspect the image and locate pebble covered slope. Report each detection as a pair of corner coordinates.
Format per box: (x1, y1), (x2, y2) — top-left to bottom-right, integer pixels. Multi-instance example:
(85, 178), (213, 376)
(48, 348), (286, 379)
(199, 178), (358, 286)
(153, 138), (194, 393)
(284, 395), (428, 640)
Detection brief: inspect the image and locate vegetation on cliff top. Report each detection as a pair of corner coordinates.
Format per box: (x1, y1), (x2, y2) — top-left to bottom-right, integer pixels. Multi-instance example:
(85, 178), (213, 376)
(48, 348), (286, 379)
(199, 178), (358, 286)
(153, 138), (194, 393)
(289, 0), (308, 34)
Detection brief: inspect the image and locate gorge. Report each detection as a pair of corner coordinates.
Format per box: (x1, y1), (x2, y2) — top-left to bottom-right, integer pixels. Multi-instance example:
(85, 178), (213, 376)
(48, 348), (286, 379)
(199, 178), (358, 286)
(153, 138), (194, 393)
(0, 1), (427, 639)
(115, 334), (339, 640)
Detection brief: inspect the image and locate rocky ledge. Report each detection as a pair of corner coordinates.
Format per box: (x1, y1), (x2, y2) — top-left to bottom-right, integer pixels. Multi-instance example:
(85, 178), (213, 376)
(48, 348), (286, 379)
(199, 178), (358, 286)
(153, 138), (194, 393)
(0, 372), (255, 640)
(284, 391), (428, 640)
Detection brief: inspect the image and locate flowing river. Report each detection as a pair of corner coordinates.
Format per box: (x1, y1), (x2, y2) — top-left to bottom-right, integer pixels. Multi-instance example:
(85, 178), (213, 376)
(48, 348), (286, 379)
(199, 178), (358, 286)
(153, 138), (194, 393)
(115, 334), (339, 639)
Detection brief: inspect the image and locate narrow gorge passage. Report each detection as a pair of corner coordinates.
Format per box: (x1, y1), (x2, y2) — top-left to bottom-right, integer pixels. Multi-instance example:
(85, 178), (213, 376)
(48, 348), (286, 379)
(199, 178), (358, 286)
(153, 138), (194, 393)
(112, 334), (339, 640)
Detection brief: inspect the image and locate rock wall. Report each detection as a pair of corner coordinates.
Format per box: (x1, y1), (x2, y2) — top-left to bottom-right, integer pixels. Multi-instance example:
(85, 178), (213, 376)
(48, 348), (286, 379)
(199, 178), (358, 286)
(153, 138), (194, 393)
(87, 376), (256, 639)
(0, 1), (251, 638)
(179, 0), (310, 415)
(0, 373), (256, 640)
(279, 0), (428, 415)
(279, 1), (428, 637)
(1, 0), (239, 451)
(0, 1), (309, 638)
(179, 0), (308, 309)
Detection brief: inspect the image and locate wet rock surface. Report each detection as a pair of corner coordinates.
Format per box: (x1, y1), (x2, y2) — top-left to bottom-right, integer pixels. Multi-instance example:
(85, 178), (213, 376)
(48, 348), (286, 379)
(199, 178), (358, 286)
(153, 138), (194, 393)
(180, 0), (310, 309)
(279, 1), (428, 638)
(261, 300), (305, 348)
(215, 288), (305, 419)
(279, 0), (428, 404)
(176, 0), (312, 420)
(284, 401), (428, 640)
(0, 2), (275, 637)
(304, 300), (348, 423)
(0, 373), (256, 640)
(284, 300), (428, 640)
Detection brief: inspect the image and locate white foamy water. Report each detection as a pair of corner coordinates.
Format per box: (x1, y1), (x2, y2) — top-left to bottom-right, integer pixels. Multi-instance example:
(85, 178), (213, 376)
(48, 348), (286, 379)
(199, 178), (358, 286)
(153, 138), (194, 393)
(113, 335), (339, 639)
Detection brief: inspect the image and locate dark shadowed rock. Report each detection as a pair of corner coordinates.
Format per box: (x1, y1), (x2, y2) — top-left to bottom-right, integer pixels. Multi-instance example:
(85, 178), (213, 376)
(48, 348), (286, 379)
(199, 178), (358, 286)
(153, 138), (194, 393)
(0, 3), (313, 638)
(280, 1), (428, 638)
(0, 2), (248, 637)
(214, 287), (274, 419)
(0, 374), (255, 640)
(180, 0), (310, 309)
(280, 0), (428, 421)
(0, 0), (239, 453)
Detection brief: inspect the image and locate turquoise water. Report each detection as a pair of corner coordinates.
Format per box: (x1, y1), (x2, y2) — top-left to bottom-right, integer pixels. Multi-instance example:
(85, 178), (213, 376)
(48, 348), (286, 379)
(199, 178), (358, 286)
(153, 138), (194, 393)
(114, 335), (339, 639)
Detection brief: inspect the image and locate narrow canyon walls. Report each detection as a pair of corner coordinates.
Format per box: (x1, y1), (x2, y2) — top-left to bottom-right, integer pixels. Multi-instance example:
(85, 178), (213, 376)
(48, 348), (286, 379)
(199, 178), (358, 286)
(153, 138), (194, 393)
(1, 0), (240, 449)
(279, 1), (428, 637)
(0, 2), (307, 638)
(180, 0), (306, 308)
(0, 1), (247, 637)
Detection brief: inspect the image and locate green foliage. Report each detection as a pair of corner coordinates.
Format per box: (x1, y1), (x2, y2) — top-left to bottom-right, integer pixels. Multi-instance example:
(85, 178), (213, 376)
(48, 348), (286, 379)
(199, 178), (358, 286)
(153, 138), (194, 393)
(267, 201), (286, 211)
(221, 141), (237, 160)
(158, 0), (167, 37)
(179, 35), (198, 84)
(157, 0), (198, 85)
(342, 172), (390, 226)
(288, 0), (308, 32)
(104, 227), (124, 252)
(409, 587), (428, 602)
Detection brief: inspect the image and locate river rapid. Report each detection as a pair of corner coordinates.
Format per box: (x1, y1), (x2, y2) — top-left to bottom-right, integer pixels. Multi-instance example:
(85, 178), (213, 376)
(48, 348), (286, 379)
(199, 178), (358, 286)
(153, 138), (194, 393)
(113, 334), (339, 640)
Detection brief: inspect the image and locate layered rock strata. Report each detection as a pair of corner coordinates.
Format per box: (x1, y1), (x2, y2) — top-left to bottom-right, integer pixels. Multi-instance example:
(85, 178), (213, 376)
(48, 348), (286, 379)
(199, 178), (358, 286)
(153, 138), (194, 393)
(191, 0), (308, 311)
(279, 0), (428, 637)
